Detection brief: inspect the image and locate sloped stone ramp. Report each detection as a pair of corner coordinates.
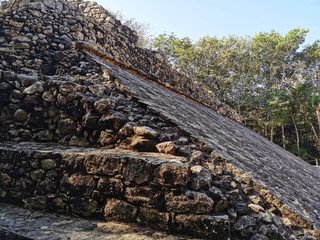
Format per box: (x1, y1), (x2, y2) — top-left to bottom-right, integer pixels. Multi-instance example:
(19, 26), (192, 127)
(90, 54), (320, 237)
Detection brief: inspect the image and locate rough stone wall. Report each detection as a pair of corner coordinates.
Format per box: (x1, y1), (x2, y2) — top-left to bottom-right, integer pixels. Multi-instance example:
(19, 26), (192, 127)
(1, 141), (313, 240)
(0, 0), (240, 121)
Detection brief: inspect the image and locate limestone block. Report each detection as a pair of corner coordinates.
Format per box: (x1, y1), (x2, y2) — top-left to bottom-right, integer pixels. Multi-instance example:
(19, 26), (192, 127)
(155, 141), (177, 155)
(94, 99), (113, 113)
(121, 135), (156, 152)
(61, 173), (96, 197)
(104, 198), (137, 222)
(98, 130), (116, 146)
(190, 165), (212, 190)
(84, 155), (123, 176)
(153, 163), (189, 187)
(70, 197), (97, 217)
(173, 214), (230, 239)
(133, 126), (159, 139)
(138, 207), (169, 230)
(165, 190), (214, 214)
(57, 118), (76, 135)
(97, 178), (123, 196)
(124, 186), (161, 206)
(100, 112), (127, 130)
(23, 82), (44, 95)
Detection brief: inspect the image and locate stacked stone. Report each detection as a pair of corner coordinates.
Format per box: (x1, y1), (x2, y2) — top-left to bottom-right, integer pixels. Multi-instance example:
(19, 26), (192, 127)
(1, 141), (314, 239)
(69, 0), (139, 45)
(0, 0), (240, 122)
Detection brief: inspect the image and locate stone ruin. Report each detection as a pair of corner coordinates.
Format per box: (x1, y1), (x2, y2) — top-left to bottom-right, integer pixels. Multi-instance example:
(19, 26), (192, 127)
(0, 0), (319, 239)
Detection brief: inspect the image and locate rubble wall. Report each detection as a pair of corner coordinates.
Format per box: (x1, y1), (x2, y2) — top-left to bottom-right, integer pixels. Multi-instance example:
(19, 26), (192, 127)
(0, 0), (240, 121)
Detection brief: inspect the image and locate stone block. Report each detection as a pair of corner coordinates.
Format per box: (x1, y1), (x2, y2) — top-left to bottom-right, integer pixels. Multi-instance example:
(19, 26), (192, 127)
(156, 141), (177, 154)
(138, 207), (169, 230)
(165, 190), (214, 214)
(70, 197), (97, 217)
(84, 155), (123, 176)
(133, 126), (159, 139)
(173, 214), (230, 239)
(97, 177), (123, 196)
(104, 198), (137, 222)
(124, 186), (162, 207)
(61, 174), (96, 197)
(153, 163), (189, 187)
(41, 159), (57, 170)
(122, 158), (155, 185)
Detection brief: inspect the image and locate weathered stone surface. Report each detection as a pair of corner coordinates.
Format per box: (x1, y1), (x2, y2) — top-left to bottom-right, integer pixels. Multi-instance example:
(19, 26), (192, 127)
(30, 169), (45, 181)
(121, 135), (157, 152)
(173, 214), (230, 239)
(153, 163), (189, 187)
(14, 109), (28, 122)
(156, 141), (177, 154)
(61, 174), (96, 197)
(88, 84), (107, 95)
(42, 91), (56, 102)
(124, 186), (161, 206)
(94, 99), (113, 113)
(23, 82), (44, 95)
(41, 159), (56, 170)
(100, 112), (126, 130)
(84, 155), (123, 176)
(133, 126), (159, 139)
(190, 165), (212, 190)
(70, 197), (97, 217)
(69, 136), (89, 147)
(97, 177), (123, 196)
(104, 198), (137, 222)
(165, 191), (214, 214)
(0, 0), (318, 237)
(138, 207), (170, 230)
(249, 203), (264, 213)
(24, 196), (47, 210)
(57, 118), (76, 135)
(98, 130), (117, 146)
(232, 215), (257, 238)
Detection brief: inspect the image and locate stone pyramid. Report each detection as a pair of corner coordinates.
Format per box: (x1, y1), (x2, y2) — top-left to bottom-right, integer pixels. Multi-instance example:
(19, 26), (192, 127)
(0, 0), (319, 239)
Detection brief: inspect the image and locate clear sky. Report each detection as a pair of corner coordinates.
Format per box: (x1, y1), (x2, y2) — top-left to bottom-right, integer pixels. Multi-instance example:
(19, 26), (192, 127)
(96, 0), (320, 46)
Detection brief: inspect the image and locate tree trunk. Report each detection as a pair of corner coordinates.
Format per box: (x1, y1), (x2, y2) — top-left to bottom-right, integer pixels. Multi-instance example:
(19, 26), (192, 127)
(265, 125), (268, 139)
(309, 120), (320, 151)
(270, 125), (274, 143)
(282, 124), (286, 149)
(291, 115), (300, 151)
(316, 104), (320, 136)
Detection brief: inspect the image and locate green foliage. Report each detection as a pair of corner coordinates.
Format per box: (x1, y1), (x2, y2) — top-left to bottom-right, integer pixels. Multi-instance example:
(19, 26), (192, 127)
(152, 28), (320, 164)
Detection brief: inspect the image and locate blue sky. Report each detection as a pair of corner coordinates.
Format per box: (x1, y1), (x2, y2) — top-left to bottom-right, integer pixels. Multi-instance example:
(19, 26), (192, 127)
(96, 0), (320, 46)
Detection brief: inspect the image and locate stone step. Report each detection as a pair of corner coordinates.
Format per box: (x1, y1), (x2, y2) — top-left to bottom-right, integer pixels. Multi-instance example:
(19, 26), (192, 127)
(0, 202), (199, 240)
(0, 141), (231, 239)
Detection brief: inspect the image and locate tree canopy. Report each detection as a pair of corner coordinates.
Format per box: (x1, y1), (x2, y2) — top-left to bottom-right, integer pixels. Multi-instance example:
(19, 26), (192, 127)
(152, 29), (320, 164)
